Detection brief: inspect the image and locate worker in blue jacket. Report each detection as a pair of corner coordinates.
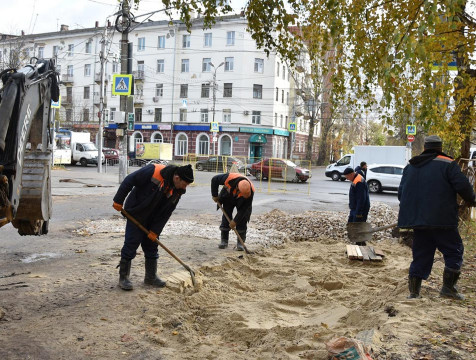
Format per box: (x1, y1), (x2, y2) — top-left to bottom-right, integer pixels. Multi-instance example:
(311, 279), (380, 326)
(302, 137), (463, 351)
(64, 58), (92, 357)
(343, 167), (370, 223)
(112, 164), (194, 290)
(398, 135), (476, 300)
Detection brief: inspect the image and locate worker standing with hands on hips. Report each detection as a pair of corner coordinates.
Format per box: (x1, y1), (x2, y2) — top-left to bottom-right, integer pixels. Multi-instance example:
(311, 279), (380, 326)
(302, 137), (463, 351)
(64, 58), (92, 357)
(112, 163), (194, 291)
(398, 135), (476, 300)
(211, 172), (255, 251)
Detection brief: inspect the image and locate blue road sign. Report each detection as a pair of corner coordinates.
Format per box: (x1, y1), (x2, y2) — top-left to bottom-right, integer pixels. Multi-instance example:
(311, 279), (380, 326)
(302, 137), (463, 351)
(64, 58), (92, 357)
(112, 74), (132, 96)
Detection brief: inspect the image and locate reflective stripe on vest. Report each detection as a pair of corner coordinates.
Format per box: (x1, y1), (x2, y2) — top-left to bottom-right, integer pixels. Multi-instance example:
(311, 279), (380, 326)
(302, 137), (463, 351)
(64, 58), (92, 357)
(435, 155), (453, 163)
(224, 173), (255, 198)
(152, 164), (173, 196)
(352, 173), (363, 186)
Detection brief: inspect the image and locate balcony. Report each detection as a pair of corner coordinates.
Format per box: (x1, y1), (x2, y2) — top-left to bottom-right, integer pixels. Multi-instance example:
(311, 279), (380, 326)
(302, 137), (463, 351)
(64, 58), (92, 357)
(134, 95), (144, 104)
(62, 96), (73, 107)
(94, 73), (110, 83)
(133, 70), (145, 82)
(62, 74), (74, 84)
(93, 93), (107, 105)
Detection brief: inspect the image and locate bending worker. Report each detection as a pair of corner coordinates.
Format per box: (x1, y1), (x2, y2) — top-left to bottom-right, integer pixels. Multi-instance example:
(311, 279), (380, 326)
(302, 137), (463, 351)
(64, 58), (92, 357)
(211, 172), (255, 251)
(112, 163), (194, 291)
(398, 135), (475, 300)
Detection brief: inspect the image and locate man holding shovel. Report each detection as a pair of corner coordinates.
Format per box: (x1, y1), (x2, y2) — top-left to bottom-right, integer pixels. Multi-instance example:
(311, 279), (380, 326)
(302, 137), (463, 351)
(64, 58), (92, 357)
(211, 173), (255, 251)
(343, 167), (370, 223)
(398, 135), (475, 300)
(112, 164), (194, 290)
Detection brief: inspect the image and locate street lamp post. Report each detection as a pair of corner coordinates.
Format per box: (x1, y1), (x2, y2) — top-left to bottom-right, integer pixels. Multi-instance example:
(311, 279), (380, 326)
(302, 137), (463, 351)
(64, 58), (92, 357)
(210, 61), (224, 155)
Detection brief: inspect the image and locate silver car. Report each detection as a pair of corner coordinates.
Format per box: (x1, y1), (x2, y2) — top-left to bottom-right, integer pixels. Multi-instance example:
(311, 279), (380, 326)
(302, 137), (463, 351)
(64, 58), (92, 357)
(366, 164), (405, 193)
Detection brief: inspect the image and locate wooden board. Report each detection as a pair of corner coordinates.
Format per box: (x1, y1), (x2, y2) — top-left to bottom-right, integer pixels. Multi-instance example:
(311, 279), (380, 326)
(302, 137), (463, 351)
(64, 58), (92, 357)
(346, 245), (384, 262)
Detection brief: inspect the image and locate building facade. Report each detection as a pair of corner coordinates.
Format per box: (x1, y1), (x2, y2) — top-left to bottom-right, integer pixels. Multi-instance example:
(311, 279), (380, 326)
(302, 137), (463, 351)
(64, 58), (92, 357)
(0, 15), (319, 162)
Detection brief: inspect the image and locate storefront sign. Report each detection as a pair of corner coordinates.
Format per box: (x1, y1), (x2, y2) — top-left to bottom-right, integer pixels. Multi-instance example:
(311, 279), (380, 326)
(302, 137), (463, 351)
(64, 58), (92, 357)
(240, 127), (274, 135)
(249, 134), (268, 143)
(174, 125), (210, 131)
(274, 129), (290, 136)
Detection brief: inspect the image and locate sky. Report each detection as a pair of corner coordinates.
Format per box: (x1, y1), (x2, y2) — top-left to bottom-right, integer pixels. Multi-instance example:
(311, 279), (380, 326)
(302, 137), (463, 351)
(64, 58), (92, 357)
(0, 0), (247, 35)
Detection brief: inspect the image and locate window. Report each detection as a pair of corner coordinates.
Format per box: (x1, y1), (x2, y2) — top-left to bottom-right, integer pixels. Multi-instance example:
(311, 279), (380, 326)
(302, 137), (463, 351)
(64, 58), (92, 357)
(285, 116), (288, 127)
(204, 33), (212, 47)
(110, 107), (116, 121)
(179, 109), (187, 122)
(225, 57), (234, 71)
(68, 44), (74, 56)
(180, 84), (188, 98)
(282, 89), (284, 103)
(38, 46), (44, 58)
(157, 59), (164, 73)
(253, 84), (262, 99)
(274, 113), (277, 126)
(176, 133), (188, 155)
(223, 83), (232, 97)
(152, 132), (163, 143)
(252, 111), (261, 124)
(282, 65), (286, 79)
(202, 58), (211, 72)
(277, 62), (280, 76)
(53, 46), (58, 56)
(275, 88), (279, 101)
(83, 86), (90, 99)
(84, 64), (91, 76)
(138, 37), (145, 51)
(83, 108), (90, 122)
(280, 114), (283, 128)
(286, 92), (289, 105)
(201, 83), (210, 98)
(223, 109), (231, 123)
(67, 65), (73, 76)
(135, 108), (143, 123)
(182, 35), (190, 48)
(154, 108), (162, 122)
(254, 58), (264, 73)
(201, 109), (209, 122)
(158, 35), (165, 49)
(112, 61), (119, 73)
(137, 61), (145, 79)
(226, 31), (235, 45)
(198, 134), (209, 155)
(86, 42), (92, 54)
(56, 65), (61, 74)
(66, 109), (72, 122)
(155, 84), (163, 97)
(181, 59), (189, 73)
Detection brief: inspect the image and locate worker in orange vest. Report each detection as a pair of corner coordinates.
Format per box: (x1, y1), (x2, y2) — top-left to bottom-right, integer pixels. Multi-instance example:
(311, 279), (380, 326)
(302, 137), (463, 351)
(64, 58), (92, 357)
(211, 172), (255, 251)
(343, 167), (370, 224)
(112, 164), (194, 290)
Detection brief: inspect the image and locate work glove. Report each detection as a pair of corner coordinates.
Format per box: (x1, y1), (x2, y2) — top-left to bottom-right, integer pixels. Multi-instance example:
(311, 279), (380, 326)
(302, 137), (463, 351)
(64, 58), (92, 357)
(229, 220), (237, 229)
(212, 196), (219, 203)
(113, 202), (123, 212)
(148, 231), (158, 241)
(356, 214), (363, 218)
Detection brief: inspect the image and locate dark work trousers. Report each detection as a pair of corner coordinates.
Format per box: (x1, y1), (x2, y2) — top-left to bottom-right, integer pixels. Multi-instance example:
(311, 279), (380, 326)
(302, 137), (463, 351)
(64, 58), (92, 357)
(219, 200), (251, 233)
(121, 219), (159, 260)
(348, 209), (369, 223)
(409, 228), (464, 279)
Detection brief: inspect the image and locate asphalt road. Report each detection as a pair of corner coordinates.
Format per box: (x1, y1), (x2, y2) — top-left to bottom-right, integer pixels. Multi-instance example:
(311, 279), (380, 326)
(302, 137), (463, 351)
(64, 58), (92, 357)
(0, 164), (400, 245)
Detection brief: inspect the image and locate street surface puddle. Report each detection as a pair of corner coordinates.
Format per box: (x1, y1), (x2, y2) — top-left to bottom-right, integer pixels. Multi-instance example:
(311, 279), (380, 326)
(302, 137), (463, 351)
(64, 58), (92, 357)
(21, 253), (61, 263)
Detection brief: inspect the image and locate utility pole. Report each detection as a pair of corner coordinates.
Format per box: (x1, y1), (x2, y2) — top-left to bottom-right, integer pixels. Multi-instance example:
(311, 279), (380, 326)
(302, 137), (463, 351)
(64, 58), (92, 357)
(97, 23), (107, 174)
(118, 0), (130, 183)
(210, 62), (224, 155)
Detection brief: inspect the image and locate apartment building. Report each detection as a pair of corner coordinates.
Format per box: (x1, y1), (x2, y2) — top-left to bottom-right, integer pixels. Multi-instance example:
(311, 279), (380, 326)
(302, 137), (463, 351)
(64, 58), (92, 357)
(0, 15), (319, 161)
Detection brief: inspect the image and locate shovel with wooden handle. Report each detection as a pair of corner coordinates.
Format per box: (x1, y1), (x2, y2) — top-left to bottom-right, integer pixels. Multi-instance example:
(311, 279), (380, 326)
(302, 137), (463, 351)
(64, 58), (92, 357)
(216, 202), (252, 254)
(121, 209), (197, 288)
(346, 222), (398, 243)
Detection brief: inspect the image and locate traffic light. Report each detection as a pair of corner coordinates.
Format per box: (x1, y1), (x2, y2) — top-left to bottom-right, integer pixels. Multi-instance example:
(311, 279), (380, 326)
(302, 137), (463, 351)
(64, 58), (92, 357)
(127, 113), (135, 131)
(103, 109), (109, 124)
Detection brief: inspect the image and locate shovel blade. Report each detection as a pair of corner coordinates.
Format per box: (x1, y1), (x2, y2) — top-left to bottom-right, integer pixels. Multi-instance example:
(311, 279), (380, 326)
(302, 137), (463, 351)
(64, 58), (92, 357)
(346, 222), (372, 243)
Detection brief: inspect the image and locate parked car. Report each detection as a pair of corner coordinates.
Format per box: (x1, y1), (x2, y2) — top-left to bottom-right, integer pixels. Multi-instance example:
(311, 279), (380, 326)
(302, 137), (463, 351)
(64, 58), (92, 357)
(365, 164), (404, 193)
(195, 156), (245, 173)
(102, 148), (119, 165)
(248, 158), (311, 182)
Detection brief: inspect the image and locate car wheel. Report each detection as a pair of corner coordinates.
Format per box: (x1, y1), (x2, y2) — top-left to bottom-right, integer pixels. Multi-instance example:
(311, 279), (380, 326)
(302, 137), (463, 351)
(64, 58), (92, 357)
(80, 158), (88, 167)
(331, 172), (341, 181)
(196, 164), (204, 171)
(368, 180), (382, 193)
(300, 178), (308, 183)
(255, 171), (262, 180)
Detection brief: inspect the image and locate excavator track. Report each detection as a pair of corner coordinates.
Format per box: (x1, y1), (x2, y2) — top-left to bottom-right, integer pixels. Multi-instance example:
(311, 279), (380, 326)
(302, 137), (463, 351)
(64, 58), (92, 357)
(12, 151), (52, 236)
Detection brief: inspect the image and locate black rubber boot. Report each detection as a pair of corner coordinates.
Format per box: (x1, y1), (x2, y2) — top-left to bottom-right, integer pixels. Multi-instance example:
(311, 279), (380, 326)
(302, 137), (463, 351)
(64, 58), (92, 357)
(440, 267), (464, 300)
(144, 258), (166, 288)
(118, 258), (133, 291)
(218, 230), (229, 249)
(407, 276), (422, 299)
(236, 231), (246, 251)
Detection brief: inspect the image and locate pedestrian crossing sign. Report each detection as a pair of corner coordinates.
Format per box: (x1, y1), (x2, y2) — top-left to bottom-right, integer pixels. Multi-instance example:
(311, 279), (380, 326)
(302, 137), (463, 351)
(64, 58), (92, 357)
(112, 74), (132, 96)
(51, 96), (61, 108)
(288, 122), (297, 132)
(406, 124), (416, 135)
(210, 122), (219, 132)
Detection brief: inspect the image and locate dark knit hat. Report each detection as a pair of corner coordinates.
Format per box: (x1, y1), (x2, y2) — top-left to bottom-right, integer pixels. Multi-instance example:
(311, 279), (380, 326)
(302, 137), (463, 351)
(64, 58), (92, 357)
(424, 135), (442, 150)
(343, 167), (354, 175)
(176, 164), (194, 183)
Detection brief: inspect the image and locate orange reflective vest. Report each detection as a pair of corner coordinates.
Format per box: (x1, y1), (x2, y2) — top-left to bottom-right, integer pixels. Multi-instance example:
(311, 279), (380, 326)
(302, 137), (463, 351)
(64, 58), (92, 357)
(224, 173), (255, 198)
(352, 173), (364, 186)
(151, 164), (173, 197)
